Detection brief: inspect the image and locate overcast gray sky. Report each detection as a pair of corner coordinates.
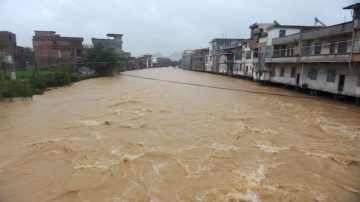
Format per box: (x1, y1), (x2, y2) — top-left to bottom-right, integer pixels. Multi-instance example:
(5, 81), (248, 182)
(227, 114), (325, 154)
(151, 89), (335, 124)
(0, 0), (357, 59)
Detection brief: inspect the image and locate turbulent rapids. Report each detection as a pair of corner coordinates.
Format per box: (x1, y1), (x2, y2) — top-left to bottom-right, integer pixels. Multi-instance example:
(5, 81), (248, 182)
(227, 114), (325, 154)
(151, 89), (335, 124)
(0, 67), (359, 202)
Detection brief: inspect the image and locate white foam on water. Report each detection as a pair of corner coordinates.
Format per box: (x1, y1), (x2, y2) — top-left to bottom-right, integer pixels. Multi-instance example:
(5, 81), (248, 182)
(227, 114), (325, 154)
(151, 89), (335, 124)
(0, 158), (16, 172)
(226, 192), (261, 202)
(316, 116), (360, 140)
(247, 164), (267, 186)
(91, 131), (103, 140)
(111, 197), (124, 202)
(27, 137), (64, 146)
(71, 159), (120, 172)
(256, 144), (289, 154)
(305, 151), (330, 159)
(119, 122), (147, 129)
(230, 164), (268, 202)
(314, 193), (327, 202)
(110, 148), (144, 161)
(211, 143), (239, 151)
(152, 163), (167, 175)
(79, 120), (102, 126)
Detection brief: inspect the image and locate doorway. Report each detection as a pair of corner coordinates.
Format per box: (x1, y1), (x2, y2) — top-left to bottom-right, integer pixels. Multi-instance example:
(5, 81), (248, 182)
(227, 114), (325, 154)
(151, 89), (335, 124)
(296, 74), (300, 85)
(338, 75), (345, 92)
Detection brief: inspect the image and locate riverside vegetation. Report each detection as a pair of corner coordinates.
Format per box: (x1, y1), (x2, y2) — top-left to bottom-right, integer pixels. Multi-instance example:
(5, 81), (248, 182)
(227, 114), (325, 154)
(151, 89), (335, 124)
(0, 43), (126, 99)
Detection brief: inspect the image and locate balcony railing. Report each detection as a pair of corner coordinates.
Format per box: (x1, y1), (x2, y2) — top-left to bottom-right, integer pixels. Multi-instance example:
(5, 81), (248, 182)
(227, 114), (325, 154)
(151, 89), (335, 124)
(269, 39), (358, 58)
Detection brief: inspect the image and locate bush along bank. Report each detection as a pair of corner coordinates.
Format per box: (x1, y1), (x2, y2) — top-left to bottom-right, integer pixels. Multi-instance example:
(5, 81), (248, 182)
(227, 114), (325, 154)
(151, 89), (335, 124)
(0, 69), (80, 100)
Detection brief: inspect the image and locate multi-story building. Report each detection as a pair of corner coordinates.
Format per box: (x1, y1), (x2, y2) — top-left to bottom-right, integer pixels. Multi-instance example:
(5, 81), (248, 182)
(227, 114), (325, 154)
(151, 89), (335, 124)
(191, 48), (209, 72)
(0, 31), (26, 69)
(232, 39), (254, 78)
(0, 31), (16, 55)
(255, 23), (319, 81)
(264, 3), (360, 98)
(180, 50), (194, 70)
(33, 31), (83, 67)
(248, 23), (274, 79)
(206, 38), (243, 73)
(91, 33), (131, 58)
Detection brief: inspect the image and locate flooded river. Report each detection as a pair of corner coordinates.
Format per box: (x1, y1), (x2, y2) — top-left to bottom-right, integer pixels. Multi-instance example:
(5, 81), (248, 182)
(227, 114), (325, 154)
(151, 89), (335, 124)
(0, 67), (360, 202)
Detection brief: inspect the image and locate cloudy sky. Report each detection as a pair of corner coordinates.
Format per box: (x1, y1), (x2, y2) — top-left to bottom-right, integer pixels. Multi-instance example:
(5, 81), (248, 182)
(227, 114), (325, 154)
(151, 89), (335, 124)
(0, 0), (356, 59)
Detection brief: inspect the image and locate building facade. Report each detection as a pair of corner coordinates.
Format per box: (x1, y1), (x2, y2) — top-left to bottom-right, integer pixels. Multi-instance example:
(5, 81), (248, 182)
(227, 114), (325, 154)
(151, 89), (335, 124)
(264, 4), (360, 97)
(92, 34), (131, 59)
(0, 31), (26, 69)
(191, 48), (209, 72)
(179, 3), (360, 99)
(232, 39), (254, 78)
(180, 50), (194, 70)
(207, 38), (243, 73)
(33, 31), (83, 67)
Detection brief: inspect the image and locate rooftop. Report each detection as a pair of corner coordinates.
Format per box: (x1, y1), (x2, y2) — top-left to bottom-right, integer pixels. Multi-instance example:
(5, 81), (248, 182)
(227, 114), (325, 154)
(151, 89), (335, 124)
(107, 33), (123, 37)
(210, 38), (244, 43)
(343, 3), (360, 9)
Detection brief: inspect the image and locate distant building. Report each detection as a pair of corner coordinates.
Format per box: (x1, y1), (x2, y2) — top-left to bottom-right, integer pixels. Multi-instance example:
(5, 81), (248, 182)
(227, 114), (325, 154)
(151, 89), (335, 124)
(0, 31), (26, 69)
(232, 39), (254, 78)
(191, 48), (209, 72)
(92, 34), (131, 58)
(180, 50), (194, 70)
(157, 57), (173, 67)
(123, 54), (157, 70)
(32, 31), (83, 68)
(151, 56), (157, 67)
(0, 31), (16, 55)
(207, 38), (243, 73)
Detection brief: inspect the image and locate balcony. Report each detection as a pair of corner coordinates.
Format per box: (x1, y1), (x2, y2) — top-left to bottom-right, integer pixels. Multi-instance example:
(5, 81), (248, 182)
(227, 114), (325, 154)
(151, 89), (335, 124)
(265, 47), (299, 63)
(266, 39), (355, 63)
(300, 40), (352, 62)
(266, 57), (298, 63)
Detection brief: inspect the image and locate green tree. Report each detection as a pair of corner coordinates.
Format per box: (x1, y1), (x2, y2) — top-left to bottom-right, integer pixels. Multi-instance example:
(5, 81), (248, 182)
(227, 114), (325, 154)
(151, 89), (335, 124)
(84, 43), (121, 76)
(157, 57), (173, 67)
(23, 47), (35, 64)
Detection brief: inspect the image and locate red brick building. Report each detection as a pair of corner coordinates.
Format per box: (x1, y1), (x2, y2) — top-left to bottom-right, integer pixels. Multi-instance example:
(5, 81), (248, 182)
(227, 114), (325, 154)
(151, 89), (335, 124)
(32, 31), (83, 68)
(0, 31), (26, 69)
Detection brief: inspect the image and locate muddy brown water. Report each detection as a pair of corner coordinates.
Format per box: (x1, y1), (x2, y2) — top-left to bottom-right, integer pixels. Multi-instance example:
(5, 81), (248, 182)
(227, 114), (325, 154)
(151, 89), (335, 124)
(0, 67), (359, 202)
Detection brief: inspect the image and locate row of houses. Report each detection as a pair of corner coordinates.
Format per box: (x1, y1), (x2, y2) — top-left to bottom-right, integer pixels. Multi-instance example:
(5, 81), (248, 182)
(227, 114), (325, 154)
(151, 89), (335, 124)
(180, 3), (360, 99)
(1, 30), (159, 71)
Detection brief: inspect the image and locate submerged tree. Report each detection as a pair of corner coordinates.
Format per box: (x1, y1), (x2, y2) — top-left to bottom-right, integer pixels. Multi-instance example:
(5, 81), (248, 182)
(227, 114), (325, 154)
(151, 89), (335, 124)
(84, 43), (122, 76)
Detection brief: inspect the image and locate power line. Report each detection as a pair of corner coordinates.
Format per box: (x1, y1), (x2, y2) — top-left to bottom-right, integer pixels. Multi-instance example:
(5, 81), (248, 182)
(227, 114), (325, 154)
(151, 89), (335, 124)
(120, 73), (317, 100)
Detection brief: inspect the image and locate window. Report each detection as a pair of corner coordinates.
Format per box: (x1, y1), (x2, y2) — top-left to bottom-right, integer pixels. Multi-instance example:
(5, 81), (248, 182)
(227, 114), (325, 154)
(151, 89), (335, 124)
(308, 68), (318, 80)
(330, 41), (336, 54)
(246, 52), (252, 59)
(291, 67), (296, 78)
(326, 69), (336, 82)
(235, 52), (242, 60)
(337, 41), (348, 53)
(270, 70), (275, 77)
(279, 30), (286, 37)
(279, 45), (286, 57)
(253, 49), (259, 58)
(280, 67), (285, 77)
(358, 75), (360, 86)
(8, 34), (11, 40)
(314, 43), (322, 55)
